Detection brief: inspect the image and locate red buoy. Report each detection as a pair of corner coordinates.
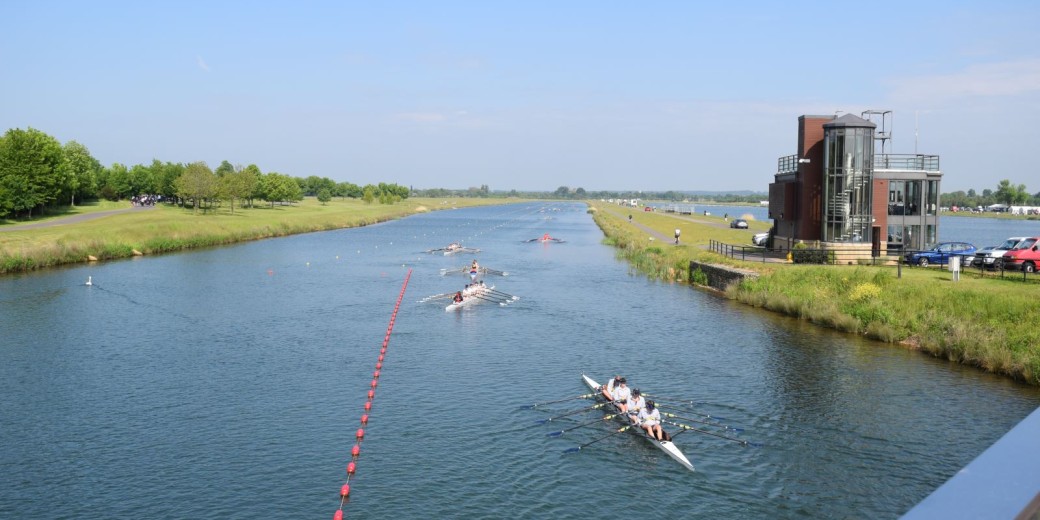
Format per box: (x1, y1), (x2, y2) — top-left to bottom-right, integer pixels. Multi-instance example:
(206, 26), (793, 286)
(364, 401), (372, 412)
(361, 414), (369, 425)
(352, 445), (360, 458)
(356, 428), (365, 440)
(378, 354), (384, 362)
(370, 379), (377, 388)
(340, 483), (350, 497)
(380, 347), (387, 355)
(375, 361), (382, 370)
(347, 461), (356, 474)
(373, 369), (380, 378)
(334, 509), (343, 520)
(368, 389), (375, 399)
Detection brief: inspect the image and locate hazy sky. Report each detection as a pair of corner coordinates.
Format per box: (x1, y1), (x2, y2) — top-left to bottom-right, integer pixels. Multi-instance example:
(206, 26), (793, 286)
(2, 1), (1038, 193)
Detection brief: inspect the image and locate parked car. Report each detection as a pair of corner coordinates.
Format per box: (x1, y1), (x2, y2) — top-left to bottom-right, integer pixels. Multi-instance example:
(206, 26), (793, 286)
(904, 242), (976, 267)
(752, 232), (769, 246)
(730, 218), (748, 229)
(971, 237), (1027, 269)
(1001, 237), (1040, 273)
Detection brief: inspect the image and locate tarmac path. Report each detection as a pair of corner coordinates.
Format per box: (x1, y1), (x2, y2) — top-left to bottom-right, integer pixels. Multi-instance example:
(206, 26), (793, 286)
(0, 205), (156, 232)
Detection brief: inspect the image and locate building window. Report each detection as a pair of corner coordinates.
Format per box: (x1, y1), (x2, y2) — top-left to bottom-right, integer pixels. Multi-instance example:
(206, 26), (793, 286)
(822, 127), (873, 242)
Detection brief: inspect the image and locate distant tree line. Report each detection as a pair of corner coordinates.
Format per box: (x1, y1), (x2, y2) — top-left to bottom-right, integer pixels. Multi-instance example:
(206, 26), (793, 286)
(411, 185), (769, 203)
(0, 127), (409, 219)
(942, 180), (1039, 209)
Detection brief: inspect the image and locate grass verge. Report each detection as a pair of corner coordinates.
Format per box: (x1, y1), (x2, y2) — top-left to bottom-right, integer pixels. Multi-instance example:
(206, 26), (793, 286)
(588, 200), (1040, 386)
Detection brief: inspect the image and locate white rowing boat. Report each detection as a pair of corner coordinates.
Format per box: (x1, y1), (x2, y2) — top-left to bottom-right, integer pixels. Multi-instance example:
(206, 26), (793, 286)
(581, 374), (695, 472)
(444, 284), (495, 312)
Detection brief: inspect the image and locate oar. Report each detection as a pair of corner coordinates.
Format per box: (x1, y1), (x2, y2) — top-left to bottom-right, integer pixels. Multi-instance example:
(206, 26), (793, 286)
(563, 425), (632, 453)
(664, 420), (753, 446)
(643, 395), (725, 421)
(520, 393), (595, 409)
(470, 293), (510, 306)
(660, 411), (743, 433)
(486, 289), (519, 300)
(534, 402), (610, 424)
(419, 292), (455, 302)
(546, 413), (625, 437)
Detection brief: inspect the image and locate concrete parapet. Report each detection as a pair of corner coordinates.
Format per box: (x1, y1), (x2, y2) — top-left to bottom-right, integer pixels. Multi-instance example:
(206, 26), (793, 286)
(689, 261), (759, 291)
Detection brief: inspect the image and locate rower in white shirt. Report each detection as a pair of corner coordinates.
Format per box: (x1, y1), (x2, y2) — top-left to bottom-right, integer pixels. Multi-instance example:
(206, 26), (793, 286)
(626, 388), (646, 424)
(637, 400), (665, 441)
(609, 377), (631, 413)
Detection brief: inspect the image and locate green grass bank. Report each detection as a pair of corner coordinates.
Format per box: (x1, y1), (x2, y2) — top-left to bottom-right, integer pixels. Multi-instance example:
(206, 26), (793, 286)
(0, 197), (510, 274)
(587, 200), (1040, 386)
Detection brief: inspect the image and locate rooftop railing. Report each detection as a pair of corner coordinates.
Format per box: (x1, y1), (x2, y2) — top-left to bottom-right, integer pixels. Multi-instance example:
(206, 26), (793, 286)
(775, 153), (941, 174)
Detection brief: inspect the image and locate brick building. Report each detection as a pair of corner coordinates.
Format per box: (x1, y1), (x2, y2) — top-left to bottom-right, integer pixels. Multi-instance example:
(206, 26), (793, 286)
(768, 112), (942, 256)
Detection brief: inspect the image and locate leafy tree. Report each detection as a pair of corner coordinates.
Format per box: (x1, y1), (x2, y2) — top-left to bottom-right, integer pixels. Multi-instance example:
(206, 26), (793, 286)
(175, 161), (217, 214)
(101, 163), (131, 200)
(337, 181), (361, 199)
(241, 164), (263, 207)
(554, 186), (570, 198)
(575, 187), (586, 197)
(59, 140), (101, 206)
(0, 127), (64, 218)
(219, 164), (255, 213)
(155, 160), (185, 201)
(362, 184), (376, 203)
(260, 172), (301, 207)
(214, 160), (235, 178)
(317, 188), (332, 205)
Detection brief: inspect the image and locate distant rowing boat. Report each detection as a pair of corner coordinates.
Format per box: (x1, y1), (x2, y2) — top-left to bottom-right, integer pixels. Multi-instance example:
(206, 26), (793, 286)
(581, 374), (695, 471)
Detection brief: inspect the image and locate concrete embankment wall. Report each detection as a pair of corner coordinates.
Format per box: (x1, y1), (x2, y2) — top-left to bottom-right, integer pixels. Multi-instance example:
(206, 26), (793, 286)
(689, 261), (759, 291)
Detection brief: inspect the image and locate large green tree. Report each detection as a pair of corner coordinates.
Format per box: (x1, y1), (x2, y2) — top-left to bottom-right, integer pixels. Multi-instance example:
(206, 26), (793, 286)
(0, 127), (64, 218)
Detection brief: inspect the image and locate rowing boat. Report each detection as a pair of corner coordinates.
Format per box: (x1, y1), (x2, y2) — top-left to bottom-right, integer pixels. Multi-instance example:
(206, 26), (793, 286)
(581, 374), (695, 471)
(444, 284), (495, 312)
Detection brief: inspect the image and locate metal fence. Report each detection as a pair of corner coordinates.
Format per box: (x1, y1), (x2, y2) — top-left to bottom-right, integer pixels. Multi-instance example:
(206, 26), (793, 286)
(708, 240), (1039, 283)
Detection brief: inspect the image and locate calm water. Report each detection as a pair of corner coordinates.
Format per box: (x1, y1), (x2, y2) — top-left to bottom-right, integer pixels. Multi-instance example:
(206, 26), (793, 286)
(1, 203), (1037, 519)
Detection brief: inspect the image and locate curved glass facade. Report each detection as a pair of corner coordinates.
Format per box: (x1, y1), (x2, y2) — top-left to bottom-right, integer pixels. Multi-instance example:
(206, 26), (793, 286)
(822, 126), (874, 242)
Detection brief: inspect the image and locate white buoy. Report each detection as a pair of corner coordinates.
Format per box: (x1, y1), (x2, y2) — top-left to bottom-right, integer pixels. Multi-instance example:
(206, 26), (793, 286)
(85, 276), (93, 286)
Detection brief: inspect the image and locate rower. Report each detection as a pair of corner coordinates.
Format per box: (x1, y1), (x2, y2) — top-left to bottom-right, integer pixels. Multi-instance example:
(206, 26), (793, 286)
(600, 375), (622, 402)
(610, 377), (631, 413)
(637, 400), (665, 441)
(626, 388), (646, 423)
(453, 291), (463, 303)
(471, 259), (480, 271)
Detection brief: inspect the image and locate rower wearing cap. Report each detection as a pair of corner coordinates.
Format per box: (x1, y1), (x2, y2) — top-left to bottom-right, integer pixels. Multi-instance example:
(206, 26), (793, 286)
(637, 400), (665, 441)
(626, 388), (646, 423)
(609, 377), (631, 413)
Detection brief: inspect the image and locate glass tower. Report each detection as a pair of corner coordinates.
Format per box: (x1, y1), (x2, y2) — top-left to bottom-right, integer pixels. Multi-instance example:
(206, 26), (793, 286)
(822, 115), (875, 243)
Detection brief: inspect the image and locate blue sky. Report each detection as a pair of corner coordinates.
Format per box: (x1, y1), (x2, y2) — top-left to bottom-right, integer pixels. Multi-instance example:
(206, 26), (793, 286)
(2, 1), (1038, 193)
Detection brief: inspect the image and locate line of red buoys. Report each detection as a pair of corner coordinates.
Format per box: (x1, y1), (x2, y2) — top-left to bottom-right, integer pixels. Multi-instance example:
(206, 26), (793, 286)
(334, 268), (412, 520)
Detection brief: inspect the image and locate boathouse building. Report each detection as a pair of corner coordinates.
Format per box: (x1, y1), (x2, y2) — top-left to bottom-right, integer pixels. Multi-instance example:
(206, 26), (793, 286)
(767, 111), (942, 256)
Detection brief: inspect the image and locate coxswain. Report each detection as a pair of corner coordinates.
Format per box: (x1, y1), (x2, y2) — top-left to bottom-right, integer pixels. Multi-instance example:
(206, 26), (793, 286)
(542, 233), (551, 241)
(453, 291), (463, 303)
(626, 388), (646, 424)
(638, 400), (665, 441)
(471, 259), (480, 271)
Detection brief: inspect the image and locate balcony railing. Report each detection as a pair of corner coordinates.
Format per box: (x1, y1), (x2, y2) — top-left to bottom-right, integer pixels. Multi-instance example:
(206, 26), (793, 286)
(873, 154), (940, 171)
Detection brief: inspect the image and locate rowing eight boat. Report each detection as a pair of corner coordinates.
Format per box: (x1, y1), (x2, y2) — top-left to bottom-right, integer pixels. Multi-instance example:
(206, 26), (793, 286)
(581, 374), (695, 471)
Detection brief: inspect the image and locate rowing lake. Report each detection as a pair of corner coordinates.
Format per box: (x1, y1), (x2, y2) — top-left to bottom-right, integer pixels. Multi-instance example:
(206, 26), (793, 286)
(2, 202), (1038, 519)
